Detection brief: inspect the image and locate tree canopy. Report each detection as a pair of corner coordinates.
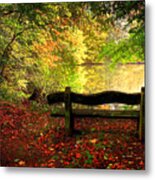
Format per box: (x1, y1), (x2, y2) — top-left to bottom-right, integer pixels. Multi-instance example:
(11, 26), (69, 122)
(0, 1), (145, 101)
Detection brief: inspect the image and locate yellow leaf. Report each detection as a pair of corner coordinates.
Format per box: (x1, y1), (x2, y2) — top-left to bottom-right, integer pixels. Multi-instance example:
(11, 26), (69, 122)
(40, 132), (43, 136)
(49, 147), (55, 151)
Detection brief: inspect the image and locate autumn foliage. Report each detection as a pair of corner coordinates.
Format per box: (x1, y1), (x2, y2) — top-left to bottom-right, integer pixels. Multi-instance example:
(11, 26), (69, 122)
(0, 101), (144, 169)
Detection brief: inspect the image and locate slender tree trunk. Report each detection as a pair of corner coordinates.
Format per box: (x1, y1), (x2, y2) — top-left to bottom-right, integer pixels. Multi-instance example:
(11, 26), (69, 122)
(0, 30), (25, 79)
(0, 34), (16, 78)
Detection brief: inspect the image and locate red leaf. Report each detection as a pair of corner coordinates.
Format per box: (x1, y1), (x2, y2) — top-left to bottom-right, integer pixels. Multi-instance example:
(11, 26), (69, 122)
(139, 160), (144, 166)
(75, 153), (81, 159)
(64, 161), (70, 165)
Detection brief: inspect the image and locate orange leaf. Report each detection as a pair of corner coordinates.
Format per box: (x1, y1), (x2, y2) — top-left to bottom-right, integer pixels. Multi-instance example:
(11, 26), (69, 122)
(18, 160), (25, 166)
(90, 139), (97, 144)
(47, 163), (55, 167)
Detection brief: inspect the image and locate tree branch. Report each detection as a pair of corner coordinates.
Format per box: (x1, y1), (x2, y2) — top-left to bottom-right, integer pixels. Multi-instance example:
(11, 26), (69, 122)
(0, 28), (28, 78)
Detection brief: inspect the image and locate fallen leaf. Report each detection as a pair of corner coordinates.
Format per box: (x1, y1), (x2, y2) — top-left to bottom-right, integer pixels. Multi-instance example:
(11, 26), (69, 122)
(64, 161), (70, 165)
(75, 153), (81, 159)
(90, 139), (97, 144)
(18, 160), (25, 166)
(47, 163), (55, 167)
(14, 159), (20, 162)
(49, 147), (55, 151)
(128, 161), (134, 165)
(139, 160), (144, 166)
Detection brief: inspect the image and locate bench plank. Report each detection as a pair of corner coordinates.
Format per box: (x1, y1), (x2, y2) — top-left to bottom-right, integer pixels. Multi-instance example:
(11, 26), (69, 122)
(51, 109), (139, 119)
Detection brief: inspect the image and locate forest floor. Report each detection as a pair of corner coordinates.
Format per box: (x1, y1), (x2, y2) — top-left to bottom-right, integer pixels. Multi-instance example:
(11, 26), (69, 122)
(0, 101), (145, 170)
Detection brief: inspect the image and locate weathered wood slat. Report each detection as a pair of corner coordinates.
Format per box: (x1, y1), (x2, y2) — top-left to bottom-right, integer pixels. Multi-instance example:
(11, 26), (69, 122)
(71, 91), (141, 105)
(51, 109), (139, 119)
(47, 91), (141, 105)
(47, 92), (64, 104)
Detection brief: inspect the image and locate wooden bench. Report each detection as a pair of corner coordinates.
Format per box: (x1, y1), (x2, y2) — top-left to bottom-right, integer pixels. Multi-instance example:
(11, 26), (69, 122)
(47, 87), (145, 142)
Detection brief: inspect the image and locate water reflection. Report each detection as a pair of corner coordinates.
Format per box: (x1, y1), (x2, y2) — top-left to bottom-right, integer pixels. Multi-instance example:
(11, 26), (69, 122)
(77, 63), (144, 94)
